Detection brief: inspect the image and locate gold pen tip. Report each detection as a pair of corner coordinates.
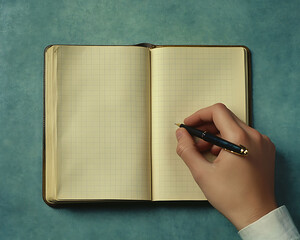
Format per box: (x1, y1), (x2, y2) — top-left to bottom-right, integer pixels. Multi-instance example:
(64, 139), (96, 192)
(175, 123), (181, 127)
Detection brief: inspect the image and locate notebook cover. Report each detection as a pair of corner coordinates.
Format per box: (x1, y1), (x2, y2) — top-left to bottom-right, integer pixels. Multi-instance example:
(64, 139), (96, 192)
(42, 44), (252, 206)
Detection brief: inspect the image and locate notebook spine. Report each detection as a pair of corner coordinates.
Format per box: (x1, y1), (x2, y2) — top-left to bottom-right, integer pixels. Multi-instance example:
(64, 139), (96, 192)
(135, 43), (156, 49)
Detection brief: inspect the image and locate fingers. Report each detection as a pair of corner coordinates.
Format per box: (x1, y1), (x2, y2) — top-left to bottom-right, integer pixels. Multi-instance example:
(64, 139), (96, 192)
(195, 139), (212, 152)
(176, 128), (211, 180)
(193, 122), (219, 152)
(210, 145), (222, 156)
(195, 140), (221, 155)
(194, 122), (219, 134)
(227, 109), (250, 132)
(184, 103), (242, 137)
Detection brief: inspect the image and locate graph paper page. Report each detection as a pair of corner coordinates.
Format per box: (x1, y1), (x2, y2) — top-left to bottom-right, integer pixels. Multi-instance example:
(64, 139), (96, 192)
(56, 46), (151, 200)
(151, 47), (247, 200)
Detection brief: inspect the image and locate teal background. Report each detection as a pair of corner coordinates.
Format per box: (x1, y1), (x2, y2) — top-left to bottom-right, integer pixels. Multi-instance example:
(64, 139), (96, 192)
(1, 0), (299, 239)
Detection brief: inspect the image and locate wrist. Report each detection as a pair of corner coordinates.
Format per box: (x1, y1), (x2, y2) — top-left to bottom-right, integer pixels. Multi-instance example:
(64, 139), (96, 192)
(231, 201), (278, 230)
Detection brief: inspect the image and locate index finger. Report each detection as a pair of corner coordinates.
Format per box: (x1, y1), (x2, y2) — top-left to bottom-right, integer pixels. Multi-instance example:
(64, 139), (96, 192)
(184, 103), (241, 137)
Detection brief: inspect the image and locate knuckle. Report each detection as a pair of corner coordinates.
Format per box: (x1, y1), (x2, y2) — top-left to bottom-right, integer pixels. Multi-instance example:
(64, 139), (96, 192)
(228, 128), (248, 144)
(214, 103), (227, 111)
(263, 135), (276, 150)
(263, 135), (271, 142)
(270, 141), (276, 151)
(251, 129), (264, 142)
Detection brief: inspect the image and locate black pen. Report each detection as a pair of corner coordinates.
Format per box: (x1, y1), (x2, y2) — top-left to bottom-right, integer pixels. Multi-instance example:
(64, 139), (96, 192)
(175, 123), (248, 156)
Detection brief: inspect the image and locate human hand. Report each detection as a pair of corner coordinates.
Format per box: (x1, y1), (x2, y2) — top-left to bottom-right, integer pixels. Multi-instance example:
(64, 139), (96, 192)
(175, 103), (277, 230)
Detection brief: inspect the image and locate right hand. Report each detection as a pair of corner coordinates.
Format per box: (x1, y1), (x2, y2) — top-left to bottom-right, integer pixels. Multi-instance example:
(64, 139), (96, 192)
(175, 103), (277, 230)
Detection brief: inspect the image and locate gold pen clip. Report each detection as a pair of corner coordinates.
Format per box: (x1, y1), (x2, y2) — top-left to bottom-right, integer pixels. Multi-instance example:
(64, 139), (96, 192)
(224, 145), (248, 157)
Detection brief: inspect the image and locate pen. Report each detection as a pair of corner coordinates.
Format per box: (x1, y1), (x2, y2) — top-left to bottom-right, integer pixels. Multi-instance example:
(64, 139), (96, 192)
(175, 123), (248, 156)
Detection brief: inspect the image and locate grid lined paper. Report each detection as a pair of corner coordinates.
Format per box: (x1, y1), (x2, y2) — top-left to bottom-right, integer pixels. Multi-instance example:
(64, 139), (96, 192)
(56, 46), (151, 200)
(151, 47), (247, 200)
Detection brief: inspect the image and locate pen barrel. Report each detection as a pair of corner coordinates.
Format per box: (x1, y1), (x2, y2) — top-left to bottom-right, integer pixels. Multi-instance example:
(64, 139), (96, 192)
(202, 132), (241, 153)
(181, 124), (242, 153)
(182, 125), (206, 138)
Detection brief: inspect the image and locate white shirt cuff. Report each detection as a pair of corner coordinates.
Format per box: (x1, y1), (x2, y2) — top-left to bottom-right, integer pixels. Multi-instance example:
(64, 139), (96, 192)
(238, 205), (300, 240)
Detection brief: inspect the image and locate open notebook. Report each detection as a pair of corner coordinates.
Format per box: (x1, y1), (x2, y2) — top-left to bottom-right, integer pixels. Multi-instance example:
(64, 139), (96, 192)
(43, 44), (250, 205)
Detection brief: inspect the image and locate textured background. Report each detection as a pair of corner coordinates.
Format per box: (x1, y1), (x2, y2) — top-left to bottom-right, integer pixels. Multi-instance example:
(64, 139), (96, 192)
(0, 0), (299, 239)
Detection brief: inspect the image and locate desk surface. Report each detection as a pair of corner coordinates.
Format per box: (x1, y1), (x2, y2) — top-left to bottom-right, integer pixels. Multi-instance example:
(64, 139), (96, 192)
(1, 0), (299, 239)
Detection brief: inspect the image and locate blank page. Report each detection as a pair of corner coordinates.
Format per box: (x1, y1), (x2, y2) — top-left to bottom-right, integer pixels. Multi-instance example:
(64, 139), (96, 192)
(151, 47), (248, 200)
(55, 46), (151, 200)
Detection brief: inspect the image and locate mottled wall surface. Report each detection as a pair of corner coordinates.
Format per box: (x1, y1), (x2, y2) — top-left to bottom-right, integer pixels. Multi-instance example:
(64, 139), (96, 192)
(0, 0), (299, 239)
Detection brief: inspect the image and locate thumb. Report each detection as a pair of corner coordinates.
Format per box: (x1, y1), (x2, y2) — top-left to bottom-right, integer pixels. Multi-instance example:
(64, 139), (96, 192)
(176, 128), (211, 181)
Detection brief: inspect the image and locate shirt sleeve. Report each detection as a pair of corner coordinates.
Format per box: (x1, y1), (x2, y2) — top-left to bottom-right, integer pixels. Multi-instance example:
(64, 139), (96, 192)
(238, 205), (300, 240)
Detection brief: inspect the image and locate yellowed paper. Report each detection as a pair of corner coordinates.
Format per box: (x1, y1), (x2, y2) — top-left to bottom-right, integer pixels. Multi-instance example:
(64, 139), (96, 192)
(45, 45), (248, 203)
(151, 47), (247, 200)
(54, 46), (151, 200)
(44, 45), (59, 204)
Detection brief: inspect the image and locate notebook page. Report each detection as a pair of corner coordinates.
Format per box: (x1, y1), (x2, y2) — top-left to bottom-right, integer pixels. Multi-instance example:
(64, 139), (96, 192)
(151, 47), (247, 200)
(56, 46), (151, 200)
